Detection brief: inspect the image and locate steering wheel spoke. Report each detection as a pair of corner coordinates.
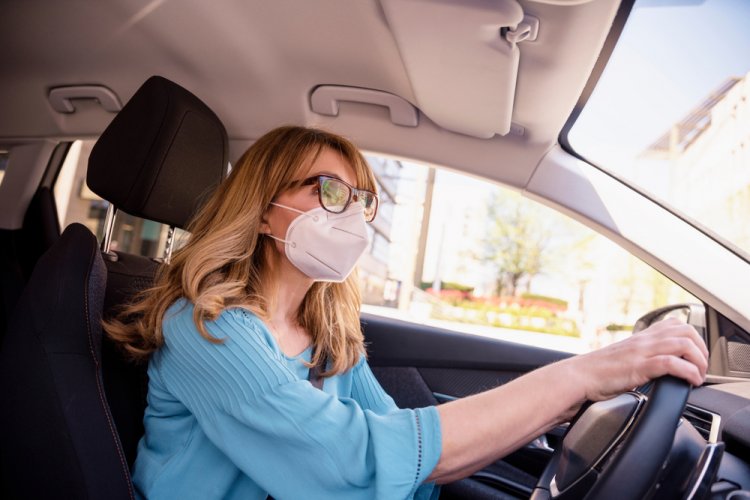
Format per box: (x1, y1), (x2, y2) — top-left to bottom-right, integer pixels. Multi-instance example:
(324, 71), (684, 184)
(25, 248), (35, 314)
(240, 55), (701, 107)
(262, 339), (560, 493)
(531, 376), (691, 500)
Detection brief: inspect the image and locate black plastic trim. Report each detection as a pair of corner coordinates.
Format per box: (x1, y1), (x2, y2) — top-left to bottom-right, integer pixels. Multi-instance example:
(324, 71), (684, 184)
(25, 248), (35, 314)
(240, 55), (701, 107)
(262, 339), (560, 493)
(361, 312), (571, 371)
(43, 141), (72, 189)
(558, 0), (635, 150)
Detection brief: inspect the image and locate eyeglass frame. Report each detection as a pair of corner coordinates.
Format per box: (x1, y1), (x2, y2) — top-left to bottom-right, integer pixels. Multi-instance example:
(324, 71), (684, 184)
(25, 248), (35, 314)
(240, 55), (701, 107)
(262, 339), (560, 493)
(285, 174), (379, 222)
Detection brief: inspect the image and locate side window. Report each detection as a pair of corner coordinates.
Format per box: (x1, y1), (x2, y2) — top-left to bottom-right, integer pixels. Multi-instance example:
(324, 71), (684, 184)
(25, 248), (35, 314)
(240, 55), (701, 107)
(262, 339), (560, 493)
(0, 150), (8, 187)
(52, 141), (697, 353)
(53, 140), (185, 259)
(358, 157), (698, 353)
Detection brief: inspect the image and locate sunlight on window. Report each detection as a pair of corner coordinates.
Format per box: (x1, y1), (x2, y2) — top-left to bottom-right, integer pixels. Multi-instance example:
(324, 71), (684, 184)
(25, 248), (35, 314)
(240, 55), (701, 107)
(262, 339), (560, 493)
(0, 151), (9, 187)
(569, 0), (750, 257)
(359, 157), (697, 354)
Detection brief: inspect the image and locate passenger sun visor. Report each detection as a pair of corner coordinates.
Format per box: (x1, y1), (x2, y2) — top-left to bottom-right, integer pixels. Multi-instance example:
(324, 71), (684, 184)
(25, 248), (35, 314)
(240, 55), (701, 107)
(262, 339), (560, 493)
(380, 0), (532, 139)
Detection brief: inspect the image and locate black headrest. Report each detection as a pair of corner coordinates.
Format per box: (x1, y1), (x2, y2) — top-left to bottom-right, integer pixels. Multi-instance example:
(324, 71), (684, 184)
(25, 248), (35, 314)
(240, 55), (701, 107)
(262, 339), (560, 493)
(87, 76), (228, 229)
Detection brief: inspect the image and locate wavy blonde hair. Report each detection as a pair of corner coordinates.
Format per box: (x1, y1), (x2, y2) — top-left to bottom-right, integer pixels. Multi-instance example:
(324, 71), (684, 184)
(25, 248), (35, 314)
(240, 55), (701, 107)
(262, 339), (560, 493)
(105, 126), (377, 376)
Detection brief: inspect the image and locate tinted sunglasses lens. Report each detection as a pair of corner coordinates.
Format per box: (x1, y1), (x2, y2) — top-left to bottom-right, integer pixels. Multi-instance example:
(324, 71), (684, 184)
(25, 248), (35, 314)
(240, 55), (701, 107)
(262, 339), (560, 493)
(320, 177), (350, 213)
(360, 193), (377, 222)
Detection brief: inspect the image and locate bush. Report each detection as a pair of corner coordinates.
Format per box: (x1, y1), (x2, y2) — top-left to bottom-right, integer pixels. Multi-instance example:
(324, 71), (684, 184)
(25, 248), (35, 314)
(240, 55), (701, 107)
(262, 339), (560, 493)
(520, 293), (568, 309)
(431, 301), (580, 337)
(419, 281), (474, 293)
(605, 323), (633, 332)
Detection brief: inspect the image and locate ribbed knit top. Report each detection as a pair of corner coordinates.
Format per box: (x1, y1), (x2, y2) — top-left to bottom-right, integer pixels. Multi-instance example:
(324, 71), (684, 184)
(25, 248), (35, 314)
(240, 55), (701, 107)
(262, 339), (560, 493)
(131, 299), (442, 499)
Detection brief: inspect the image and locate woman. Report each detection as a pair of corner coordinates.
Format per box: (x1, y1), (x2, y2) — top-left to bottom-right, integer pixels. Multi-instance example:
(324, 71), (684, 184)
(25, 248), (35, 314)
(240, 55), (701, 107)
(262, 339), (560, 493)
(107, 126), (708, 499)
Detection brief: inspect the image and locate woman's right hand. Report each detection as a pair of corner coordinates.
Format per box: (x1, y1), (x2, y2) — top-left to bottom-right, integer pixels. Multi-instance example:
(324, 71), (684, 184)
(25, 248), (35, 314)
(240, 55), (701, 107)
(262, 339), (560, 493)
(429, 317), (709, 484)
(571, 317), (709, 403)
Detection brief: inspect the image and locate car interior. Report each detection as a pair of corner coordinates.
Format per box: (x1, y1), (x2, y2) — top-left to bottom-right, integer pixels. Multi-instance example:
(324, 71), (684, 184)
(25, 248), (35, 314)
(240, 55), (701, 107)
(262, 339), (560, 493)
(1, 0), (749, 499)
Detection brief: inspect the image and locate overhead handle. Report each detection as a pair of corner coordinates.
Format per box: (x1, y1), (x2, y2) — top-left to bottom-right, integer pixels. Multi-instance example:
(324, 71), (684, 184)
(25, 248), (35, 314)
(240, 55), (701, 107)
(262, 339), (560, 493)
(504, 15), (540, 44)
(310, 85), (419, 127)
(48, 85), (123, 113)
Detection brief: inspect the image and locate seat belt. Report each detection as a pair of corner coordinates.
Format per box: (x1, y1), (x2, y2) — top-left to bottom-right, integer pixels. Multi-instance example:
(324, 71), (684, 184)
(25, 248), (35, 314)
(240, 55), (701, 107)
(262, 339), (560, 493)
(307, 352), (325, 390)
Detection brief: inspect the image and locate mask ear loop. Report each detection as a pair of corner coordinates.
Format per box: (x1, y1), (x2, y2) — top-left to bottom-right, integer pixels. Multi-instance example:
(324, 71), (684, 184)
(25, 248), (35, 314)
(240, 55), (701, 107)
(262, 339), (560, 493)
(266, 232), (295, 248)
(266, 202), (320, 247)
(271, 202), (321, 222)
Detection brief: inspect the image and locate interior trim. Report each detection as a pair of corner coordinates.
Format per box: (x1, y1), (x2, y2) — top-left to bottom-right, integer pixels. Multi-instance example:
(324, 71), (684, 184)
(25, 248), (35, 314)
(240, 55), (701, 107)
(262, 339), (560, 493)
(525, 146), (750, 334)
(310, 86), (419, 127)
(48, 85), (123, 114)
(0, 141), (58, 230)
(684, 404), (722, 444)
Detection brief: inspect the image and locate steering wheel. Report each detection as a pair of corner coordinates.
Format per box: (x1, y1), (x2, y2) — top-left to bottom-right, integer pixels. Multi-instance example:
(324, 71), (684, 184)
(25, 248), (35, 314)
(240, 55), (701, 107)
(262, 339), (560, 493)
(530, 376), (691, 500)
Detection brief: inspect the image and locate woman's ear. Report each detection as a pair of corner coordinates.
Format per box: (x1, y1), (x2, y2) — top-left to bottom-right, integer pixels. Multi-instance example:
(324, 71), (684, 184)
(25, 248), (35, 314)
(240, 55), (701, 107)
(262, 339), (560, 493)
(259, 208), (272, 235)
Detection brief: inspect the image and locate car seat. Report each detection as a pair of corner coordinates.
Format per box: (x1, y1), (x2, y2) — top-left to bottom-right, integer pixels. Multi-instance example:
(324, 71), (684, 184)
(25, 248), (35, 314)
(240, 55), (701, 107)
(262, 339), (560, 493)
(0, 75), (228, 499)
(0, 181), (62, 343)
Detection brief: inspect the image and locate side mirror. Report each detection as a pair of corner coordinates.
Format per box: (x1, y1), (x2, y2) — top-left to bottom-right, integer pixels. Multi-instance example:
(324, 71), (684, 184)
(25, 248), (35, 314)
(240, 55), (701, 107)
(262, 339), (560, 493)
(633, 303), (707, 343)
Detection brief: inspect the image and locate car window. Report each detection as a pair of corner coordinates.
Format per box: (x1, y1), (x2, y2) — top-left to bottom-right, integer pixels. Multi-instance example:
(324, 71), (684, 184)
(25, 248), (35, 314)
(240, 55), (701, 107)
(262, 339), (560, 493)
(53, 140), (188, 259)
(567, 0), (750, 260)
(0, 150), (8, 187)
(359, 157), (698, 354)
(53, 142), (697, 354)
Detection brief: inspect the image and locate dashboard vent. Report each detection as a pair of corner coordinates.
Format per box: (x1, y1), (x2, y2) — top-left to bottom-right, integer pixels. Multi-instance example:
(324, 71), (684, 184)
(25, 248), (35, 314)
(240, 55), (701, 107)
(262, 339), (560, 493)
(683, 404), (721, 443)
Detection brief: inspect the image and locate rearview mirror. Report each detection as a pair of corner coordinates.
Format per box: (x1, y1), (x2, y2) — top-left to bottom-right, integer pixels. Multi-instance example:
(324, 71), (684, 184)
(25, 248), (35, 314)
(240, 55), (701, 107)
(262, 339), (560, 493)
(632, 303), (707, 343)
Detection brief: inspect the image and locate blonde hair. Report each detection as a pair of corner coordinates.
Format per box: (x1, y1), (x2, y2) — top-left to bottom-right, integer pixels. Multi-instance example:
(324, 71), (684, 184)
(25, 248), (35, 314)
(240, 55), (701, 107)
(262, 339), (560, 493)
(105, 126), (377, 376)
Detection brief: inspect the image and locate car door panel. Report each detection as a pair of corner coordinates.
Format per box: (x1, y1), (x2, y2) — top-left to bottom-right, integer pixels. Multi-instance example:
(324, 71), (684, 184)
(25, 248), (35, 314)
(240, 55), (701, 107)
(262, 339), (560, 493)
(363, 312), (571, 371)
(361, 312), (574, 498)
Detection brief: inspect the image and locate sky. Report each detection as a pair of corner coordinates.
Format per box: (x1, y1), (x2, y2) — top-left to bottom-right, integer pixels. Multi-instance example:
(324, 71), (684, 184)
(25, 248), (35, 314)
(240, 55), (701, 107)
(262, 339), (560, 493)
(568, 0), (750, 170)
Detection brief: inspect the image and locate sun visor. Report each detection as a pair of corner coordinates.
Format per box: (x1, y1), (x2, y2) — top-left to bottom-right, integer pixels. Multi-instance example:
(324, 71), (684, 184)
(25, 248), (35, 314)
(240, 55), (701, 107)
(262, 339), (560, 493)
(380, 0), (527, 139)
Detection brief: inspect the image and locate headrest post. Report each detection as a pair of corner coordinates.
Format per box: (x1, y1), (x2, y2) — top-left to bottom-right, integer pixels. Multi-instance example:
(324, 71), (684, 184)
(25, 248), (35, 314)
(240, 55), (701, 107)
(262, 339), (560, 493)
(162, 226), (176, 265)
(101, 203), (118, 260)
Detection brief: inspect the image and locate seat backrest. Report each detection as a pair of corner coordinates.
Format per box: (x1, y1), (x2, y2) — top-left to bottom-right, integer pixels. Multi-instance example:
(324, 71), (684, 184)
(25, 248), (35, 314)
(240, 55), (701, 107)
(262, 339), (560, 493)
(0, 76), (228, 499)
(0, 223), (134, 499)
(101, 253), (159, 468)
(87, 75), (228, 467)
(0, 186), (60, 343)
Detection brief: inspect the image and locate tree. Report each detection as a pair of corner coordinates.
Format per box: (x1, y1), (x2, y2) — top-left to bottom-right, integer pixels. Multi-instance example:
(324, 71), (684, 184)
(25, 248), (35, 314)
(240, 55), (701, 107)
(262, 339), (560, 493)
(482, 191), (552, 297)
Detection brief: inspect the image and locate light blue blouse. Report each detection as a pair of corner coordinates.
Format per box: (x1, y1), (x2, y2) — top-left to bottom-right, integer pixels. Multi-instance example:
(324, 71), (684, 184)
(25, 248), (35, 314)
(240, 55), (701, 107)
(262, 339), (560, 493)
(132, 299), (442, 499)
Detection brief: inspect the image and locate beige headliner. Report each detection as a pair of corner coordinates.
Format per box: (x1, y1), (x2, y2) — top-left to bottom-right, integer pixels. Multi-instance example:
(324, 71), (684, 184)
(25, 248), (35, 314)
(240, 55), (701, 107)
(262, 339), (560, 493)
(1, 0), (619, 188)
(4, 0), (750, 332)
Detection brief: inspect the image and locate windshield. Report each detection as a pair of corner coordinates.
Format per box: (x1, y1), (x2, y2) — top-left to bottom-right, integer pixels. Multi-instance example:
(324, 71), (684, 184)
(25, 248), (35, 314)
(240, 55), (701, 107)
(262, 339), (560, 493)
(567, 0), (750, 257)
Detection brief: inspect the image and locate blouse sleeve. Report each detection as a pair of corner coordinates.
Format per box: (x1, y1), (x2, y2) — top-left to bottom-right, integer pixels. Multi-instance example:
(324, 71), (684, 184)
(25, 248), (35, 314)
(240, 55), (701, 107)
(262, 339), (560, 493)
(350, 355), (398, 415)
(155, 304), (442, 499)
(350, 355), (442, 500)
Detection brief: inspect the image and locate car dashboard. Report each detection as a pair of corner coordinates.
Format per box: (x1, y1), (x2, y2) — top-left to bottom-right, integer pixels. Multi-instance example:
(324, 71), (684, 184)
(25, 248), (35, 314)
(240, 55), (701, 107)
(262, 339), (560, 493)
(685, 382), (750, 498)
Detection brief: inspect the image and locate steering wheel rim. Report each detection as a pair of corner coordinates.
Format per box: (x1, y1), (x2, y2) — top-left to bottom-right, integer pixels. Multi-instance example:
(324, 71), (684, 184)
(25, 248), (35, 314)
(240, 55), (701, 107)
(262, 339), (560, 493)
(531, 376), (691, 500)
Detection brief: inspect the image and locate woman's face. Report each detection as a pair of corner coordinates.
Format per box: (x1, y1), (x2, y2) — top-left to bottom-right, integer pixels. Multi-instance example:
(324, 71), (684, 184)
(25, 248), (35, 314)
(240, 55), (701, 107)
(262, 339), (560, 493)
(261, 147), (358, 248)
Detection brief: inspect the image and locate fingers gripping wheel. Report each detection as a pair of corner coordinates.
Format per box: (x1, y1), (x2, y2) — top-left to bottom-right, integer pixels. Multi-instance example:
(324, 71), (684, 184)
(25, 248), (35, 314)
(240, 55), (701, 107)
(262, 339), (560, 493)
(530, 376), (691, 500)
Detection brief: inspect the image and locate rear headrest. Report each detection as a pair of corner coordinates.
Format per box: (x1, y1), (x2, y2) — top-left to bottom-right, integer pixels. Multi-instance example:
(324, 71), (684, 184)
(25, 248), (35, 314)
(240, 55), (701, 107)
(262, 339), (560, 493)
(87, 76), (228, 229)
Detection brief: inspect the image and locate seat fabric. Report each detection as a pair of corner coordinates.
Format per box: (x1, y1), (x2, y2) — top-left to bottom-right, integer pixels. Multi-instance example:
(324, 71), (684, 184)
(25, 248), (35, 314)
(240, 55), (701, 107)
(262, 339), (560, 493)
(0, 75), (227, 499)
(0, 223), (133, 499)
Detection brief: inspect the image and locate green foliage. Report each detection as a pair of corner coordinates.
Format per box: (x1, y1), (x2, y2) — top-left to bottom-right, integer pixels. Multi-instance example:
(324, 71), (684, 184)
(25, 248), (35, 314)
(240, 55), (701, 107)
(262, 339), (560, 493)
(520, 293), (568, 309)
(482, 191), (553, 296)
(419, 281), (474, 293)
(431, 299), (580, 337)
(605, 323), (633, 332)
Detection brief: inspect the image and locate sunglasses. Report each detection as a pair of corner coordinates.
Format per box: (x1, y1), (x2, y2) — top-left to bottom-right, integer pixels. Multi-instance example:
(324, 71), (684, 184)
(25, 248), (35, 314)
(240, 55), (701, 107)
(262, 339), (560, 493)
(298, 175), (379, 222)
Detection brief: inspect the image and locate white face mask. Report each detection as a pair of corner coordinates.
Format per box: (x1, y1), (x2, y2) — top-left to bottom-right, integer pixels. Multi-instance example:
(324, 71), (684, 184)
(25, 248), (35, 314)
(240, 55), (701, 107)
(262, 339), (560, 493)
(267, 202), (370, 282)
